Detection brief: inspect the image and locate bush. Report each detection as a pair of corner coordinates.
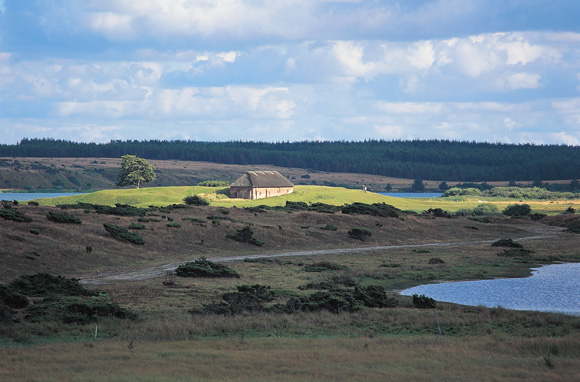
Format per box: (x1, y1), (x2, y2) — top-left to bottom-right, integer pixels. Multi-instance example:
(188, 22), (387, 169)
(128, 222), (146, 230)
(355, 285), (398, 308)
(423, 208), (452, 218)
(502, 204), (531, 217)
(0, 284), (29, 309)
(412, 294), (437, 309)
(299, 290), (362, 314)
(46, 211), (81, 224)
(167, 222), (182, 228)
(183, 195), (210, 206)
(428, 257), (445, 264)
(7, 273), (95, 297)
(175, 257), (240, 278)
(342, 202), (401, 218)
(497, 248), (533, 258)
(348, 227), (372, 241)
(227, 226), (265, 246)
(103, 223), (145, 245)
(320, 223), (338, 231)
(491, 238), (523, 248)
(473, 204), (499, 215)
(58, 203), (147, 216)
(0, 207), (32, 222)
(29, 229), (40, 235)
(197, 180), (230, 187)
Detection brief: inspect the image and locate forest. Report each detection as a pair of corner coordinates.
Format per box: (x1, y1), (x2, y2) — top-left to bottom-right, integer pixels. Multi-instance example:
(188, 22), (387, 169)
(1, 138), (579, 182)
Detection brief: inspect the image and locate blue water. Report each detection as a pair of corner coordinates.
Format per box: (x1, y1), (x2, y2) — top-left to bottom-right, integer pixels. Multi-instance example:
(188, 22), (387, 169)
(0, 193), (86, 201)
(400, 263), (580, 315)
(380, 192), (442, 198)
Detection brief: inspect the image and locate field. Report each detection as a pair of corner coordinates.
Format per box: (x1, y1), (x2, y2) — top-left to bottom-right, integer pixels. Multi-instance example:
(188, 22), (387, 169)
(2, 183), (580, 381)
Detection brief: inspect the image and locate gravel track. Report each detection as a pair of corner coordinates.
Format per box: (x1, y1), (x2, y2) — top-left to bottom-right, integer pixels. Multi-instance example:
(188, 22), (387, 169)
(81, 225), (564, 285)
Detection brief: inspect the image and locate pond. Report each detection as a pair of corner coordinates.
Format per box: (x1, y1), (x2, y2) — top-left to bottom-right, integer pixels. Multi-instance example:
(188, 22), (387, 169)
(400, 263), (580, 315)
(0, 193), (86, 201)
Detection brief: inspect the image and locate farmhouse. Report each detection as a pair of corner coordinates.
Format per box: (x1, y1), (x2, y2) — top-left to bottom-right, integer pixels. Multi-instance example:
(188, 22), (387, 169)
(230, 171), (294, 200)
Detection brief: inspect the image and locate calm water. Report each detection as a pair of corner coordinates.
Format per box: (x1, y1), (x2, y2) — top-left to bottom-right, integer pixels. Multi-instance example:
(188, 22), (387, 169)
(379, 192), (442, 198)
(0, 193), (85, 201)
(400, 263), (580, 315)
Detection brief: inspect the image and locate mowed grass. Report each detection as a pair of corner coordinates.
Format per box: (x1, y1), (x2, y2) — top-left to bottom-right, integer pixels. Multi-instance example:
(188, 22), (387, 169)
(34, 185), (580, 214)
(2, 335), (579, 382)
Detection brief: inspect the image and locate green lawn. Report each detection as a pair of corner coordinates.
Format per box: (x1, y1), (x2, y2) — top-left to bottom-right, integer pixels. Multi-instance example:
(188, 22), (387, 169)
(34, 185), (580, 214)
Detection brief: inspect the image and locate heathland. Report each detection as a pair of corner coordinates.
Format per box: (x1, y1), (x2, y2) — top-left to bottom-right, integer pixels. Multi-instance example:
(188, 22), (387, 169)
(1, 160), (580, 381)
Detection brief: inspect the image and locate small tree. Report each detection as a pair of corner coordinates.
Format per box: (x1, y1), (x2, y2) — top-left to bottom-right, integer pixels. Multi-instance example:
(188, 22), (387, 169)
(412, 178), (425, 191)
(117, 155), (156, 189)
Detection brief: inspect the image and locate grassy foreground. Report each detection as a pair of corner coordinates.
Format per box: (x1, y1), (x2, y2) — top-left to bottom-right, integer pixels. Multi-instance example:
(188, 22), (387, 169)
(3, 189), (580, 381)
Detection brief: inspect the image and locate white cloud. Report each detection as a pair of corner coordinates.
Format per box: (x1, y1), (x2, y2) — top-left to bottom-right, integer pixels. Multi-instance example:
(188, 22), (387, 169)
(374, 124), (404, 139)
(377, 102), (443, 114)
(407, 41), (435, 69)
(553, 132), (580, 146)
(499, 72), (542, 90)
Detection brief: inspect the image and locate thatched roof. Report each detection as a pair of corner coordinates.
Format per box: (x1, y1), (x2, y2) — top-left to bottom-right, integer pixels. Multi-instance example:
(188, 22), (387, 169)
(230, 171), (293, 188)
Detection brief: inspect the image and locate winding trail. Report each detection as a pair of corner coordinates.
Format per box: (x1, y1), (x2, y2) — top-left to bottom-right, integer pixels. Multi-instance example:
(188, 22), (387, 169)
(81, 225), (564, 285)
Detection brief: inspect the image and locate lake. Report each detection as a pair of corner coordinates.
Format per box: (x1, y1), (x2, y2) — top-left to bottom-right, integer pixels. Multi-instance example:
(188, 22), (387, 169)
(0, 193), (86, 201)
(400, 263), (580, 315)
(379, 192), (442, 198)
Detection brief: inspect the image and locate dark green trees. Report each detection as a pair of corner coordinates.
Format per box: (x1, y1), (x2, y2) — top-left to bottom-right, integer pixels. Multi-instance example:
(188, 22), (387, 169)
(117, 155), (156, 189)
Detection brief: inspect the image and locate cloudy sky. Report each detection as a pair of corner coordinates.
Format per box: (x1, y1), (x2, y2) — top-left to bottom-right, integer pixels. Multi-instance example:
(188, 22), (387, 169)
(1, 0), (580, 145)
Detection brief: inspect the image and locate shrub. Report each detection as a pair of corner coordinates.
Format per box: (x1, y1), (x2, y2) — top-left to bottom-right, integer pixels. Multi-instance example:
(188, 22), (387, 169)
(7, 273), (95, 298)
(183, 195), (210, 206)
(473, 204), (499, 215)
(29, 229), (40, 235)
(46, 211), (81, 224)
(27, 201), (39, 206)
(502, 203), (531, 217)
(491, 238), (523, 248)
(563, 206), (576, 214)
(227, 226), (265, 246)
(197, 180), (230, 187)
(0, 284), (29, 309)
(299, 290), (362, 314)
(320, 223), (338, 231)
(0, 207), (32, 222)
(348, 227), (372, 241)
(24, 296), (137, 324)
(355, 285), (398, 308)
(175, 257), (240, 278)
(341, 202), (401, 218)
(497, 248), (533, 257)
(128, 222), (146, 230)
(428, 257), (445, 264)
(412, 294), (437, 309)
(182, 217), (206, 224)
(103, 223), (145, 245)
(423, 208), (452, 218)
(304, 262), (348, 272)
(57, 203), (147, 216)
(167, 222), (182, 228)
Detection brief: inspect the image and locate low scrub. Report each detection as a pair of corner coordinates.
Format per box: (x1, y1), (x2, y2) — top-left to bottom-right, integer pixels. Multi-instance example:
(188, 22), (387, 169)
(492, 238), (523, 248)
(128, 222), (146, 230)
(58, 202), (147, 216)
(175, 257), (240, 278)
(183, 195), (210, 206)
(424, 208), (452, 218)
(412, 294), (437, 309)
(497, 248), (533, 258)
(348, 227), (372, 241)
(103, 223), (145, 245)
(227, 226), (265, 246)
(46, 211), (81, 224)
(0, 207), (32, 223)
(341, 202), (401, 218)
(320, 223), (338, 231)
(503, 204), (531, 217)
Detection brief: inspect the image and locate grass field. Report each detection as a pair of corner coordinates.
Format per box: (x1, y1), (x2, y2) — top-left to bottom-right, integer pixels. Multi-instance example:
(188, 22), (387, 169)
(33, 184), (580, 215)
(3, 186), (580, 381)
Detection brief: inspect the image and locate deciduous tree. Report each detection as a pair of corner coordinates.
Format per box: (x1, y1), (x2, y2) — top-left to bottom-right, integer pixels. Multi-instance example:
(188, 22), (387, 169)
(117, 155), (156, 189)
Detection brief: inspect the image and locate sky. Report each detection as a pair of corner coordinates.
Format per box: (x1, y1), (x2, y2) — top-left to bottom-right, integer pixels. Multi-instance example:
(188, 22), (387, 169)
(1, 1), (580, 145)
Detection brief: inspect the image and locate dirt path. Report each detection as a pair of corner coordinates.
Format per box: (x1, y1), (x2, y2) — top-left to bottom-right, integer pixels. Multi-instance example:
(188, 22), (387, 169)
(81, 225), (564, 285)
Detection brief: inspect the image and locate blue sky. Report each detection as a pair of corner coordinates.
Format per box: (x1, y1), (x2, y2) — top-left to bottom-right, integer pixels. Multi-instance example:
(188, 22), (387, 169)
(1, 0), (580, 145)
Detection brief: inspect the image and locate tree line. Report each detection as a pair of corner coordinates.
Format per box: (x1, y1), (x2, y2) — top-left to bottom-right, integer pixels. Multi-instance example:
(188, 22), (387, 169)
(1, 138), (579, 182)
